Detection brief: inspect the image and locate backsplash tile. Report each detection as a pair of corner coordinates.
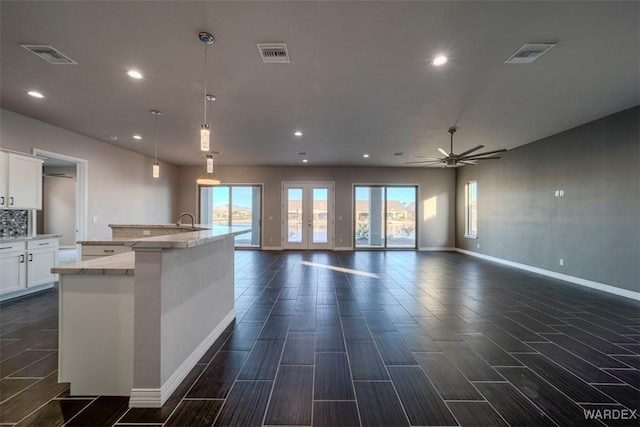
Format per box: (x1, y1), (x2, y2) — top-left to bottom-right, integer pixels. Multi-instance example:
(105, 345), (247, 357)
(0, 210), (29, 237)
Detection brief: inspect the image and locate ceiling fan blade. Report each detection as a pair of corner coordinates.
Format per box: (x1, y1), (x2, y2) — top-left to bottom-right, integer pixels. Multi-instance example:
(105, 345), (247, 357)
(460, 148), (507, 159)
(464, 155), (502, 160)
(460, 161), (477, 165)
(405, 160), (443, 165)
(437, 148), (449, 157)
(457, 145), (484, 158)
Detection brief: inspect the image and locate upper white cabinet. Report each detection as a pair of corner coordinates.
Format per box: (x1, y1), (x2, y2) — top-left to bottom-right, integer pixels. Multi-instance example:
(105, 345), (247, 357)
(0, 150), (43, 210)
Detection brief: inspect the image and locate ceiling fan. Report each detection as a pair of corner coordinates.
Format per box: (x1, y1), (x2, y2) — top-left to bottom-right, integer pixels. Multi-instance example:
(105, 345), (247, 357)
(406, 127), (507, 167)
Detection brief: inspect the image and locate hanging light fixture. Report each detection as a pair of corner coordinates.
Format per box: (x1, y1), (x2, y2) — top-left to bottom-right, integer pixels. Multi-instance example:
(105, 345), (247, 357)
(199, 31), (214, 151)
(151, 110), (162, 178)
(196, 154), (220, 185)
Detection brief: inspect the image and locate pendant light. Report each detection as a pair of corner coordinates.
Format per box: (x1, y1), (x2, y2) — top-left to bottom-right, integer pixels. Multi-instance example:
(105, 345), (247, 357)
(199, 31), (214, 151)
(151, 110), (162, 178)
(196, 154), (220, 186)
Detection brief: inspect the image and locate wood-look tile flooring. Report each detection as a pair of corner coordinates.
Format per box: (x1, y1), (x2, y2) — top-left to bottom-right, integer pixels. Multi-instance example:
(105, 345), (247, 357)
(1, 251), (638, 426)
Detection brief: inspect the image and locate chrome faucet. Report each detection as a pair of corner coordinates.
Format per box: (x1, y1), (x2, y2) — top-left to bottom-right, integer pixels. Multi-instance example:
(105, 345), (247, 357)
(176, 212), (195, 229)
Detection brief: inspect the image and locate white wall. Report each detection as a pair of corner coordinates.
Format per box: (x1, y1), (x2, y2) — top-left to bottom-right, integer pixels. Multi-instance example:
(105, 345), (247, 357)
(177, 166), (456, 249)
(1, 109), (179, 239)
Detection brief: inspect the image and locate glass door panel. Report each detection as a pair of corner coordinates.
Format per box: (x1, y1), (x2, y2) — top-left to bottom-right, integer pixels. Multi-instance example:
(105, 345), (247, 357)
(312, 188), (328, 244)
(199, 184), (262, 248)
(386, 187), (416, 248)
(355, 186), (385, 248)
(287, 188), (303, 244)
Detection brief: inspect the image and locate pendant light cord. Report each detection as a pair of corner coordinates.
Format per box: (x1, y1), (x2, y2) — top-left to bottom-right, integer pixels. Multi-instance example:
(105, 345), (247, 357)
(203, 42), (208, 125)
(154, 113), (159, 162)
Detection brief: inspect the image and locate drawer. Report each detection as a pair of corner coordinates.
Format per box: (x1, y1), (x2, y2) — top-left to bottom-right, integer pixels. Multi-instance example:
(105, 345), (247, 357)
(27, 238), (59, 250)
(0, 241), (26, 253)
(81, 245), (131, 257)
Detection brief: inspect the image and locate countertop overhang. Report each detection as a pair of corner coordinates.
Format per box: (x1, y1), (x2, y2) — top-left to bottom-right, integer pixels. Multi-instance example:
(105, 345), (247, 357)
(0, 234), (61, 244)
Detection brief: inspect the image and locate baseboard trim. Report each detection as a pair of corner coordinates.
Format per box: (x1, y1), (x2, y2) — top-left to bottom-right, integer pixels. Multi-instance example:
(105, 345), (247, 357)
(0, 283), (54, 302)
(456, 249), (640, 301)
(129, 309), (236, 408)
(419, 247), (456, 252)
(262, 246), (282, 251)
(333, 246), (353, 251)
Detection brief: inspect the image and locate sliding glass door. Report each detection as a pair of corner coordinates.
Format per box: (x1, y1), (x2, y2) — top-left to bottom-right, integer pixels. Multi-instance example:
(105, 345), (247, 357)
(354, 185), (417, 249)
(199, 184), (262, 247)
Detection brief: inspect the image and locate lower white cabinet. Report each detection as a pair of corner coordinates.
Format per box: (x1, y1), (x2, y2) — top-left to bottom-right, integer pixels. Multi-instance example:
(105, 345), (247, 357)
(0, 242), (27, 294)
(27, 238), (59, 287)
(0, 238), (59, 297)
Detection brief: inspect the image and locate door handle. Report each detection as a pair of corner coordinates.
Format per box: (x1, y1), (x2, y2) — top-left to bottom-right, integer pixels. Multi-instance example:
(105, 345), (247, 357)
(19, 254), (25, 263)
(0, 196), (4, 205)
(28, 253), (33, 262)
(9, 197), (14, 206)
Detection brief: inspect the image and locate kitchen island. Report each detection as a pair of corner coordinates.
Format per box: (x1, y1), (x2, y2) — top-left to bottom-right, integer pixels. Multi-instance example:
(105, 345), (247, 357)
(54, 226), (247, 407)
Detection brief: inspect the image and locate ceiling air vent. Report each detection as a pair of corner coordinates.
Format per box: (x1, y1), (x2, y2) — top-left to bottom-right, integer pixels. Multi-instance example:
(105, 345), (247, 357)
(297, 151), (307, 156)
(21, 44), (77, 64)
(257, 43), (290, 63)
(505, 43), (555, 64)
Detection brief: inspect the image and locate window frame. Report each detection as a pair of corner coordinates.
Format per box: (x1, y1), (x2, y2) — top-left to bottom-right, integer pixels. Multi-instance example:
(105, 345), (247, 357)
(464, 180), (478, 239)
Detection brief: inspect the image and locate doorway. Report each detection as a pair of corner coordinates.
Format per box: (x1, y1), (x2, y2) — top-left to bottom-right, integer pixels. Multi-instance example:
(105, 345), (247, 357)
(282, 182), (334, 250)
(32, 149), (88, 261)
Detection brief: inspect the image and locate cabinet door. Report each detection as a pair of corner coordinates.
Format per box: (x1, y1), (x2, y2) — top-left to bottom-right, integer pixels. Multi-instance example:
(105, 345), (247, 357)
(0, 151), (7, 208)
(0, 251), (27, 294)
(8, 153), (43, 209)
(27, 248), (58, 287)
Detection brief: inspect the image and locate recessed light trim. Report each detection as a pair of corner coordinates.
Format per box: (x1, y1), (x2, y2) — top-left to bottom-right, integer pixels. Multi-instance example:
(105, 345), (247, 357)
(432, 55), (448, 66)
(294, 131), (303, 137)
(302, 159), (308, 163)
(363, 154), (370, 158)
(28, 90), (44, 99)
(133, 135), (142, 140)
(127, 70), (144, 79)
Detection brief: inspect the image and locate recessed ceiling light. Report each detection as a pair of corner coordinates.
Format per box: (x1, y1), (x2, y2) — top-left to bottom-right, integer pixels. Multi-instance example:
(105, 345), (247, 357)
(28, 90), (44, 98)
(127, 70), (144, 79)
(363, 154), (370, 158)
(432, 55), (448, 66)
(302, 159), (308, 163)
(133, 135), (142, 140)
(294, 131), (303, 137)
(108, 136), (118, 141)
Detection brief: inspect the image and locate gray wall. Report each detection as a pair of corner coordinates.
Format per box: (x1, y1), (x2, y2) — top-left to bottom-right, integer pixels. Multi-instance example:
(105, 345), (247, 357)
(1, 109), (179, 240)
(177, 166), (456, 249)
(456, 106), (640, 292)
(42, 166), (76, 246)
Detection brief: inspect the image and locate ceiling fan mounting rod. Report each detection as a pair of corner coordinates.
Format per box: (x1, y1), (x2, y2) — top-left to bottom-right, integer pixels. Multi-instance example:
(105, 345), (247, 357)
(448, 126), (456, 154)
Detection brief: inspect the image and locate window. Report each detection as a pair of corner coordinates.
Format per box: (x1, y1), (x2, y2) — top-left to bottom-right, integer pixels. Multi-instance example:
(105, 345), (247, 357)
(354, 185), (417, 249)
(465, 181), (477, 238)
(199, 184), (262, 247)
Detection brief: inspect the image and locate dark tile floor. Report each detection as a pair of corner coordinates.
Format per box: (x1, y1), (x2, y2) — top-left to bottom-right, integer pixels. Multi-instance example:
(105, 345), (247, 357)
(1, 251), (639, 426)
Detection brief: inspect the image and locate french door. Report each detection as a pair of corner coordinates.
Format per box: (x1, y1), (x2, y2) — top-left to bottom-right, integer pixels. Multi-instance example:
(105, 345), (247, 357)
(282, 182), (334, 250)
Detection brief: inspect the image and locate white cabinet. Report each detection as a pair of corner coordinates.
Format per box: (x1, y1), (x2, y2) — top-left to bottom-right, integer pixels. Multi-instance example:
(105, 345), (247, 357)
(0, 242), (27, 294)
(0, 238), (59, 298)
(27, 238), (59, 287)
(0, 150), (43, 210)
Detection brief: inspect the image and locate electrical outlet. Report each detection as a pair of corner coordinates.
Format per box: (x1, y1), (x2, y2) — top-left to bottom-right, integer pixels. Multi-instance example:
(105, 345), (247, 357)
(554, 190), (560, 197)
(477, 243), (480, 248)
(559, 190), (565, 197)
(143, 230), (151, 236)
(559, 258), (564, 266)
(92, 216), (98, 223)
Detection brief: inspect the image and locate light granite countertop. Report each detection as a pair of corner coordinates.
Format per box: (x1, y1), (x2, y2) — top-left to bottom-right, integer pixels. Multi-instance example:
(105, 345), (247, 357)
(109, 224), (210, 230)
(126, 226), (250, 249)
(0, 234), (61, 244)
(52, 251), (135, 275)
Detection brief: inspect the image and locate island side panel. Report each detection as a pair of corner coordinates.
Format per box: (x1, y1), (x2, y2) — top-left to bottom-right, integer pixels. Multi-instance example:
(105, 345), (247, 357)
(159, 235), (235, 385)
(132, 250), (163, 392)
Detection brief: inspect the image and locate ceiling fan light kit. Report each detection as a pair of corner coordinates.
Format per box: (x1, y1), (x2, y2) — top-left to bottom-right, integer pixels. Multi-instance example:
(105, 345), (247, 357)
(406, 127), (507, 168)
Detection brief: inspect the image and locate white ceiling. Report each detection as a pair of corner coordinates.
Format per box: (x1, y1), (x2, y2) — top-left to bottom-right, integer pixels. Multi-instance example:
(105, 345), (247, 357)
(1, 1), (638, 167)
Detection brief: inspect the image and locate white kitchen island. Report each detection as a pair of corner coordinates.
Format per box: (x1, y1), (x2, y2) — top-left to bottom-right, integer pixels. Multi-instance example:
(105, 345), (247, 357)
(54, 227), (247, 408)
